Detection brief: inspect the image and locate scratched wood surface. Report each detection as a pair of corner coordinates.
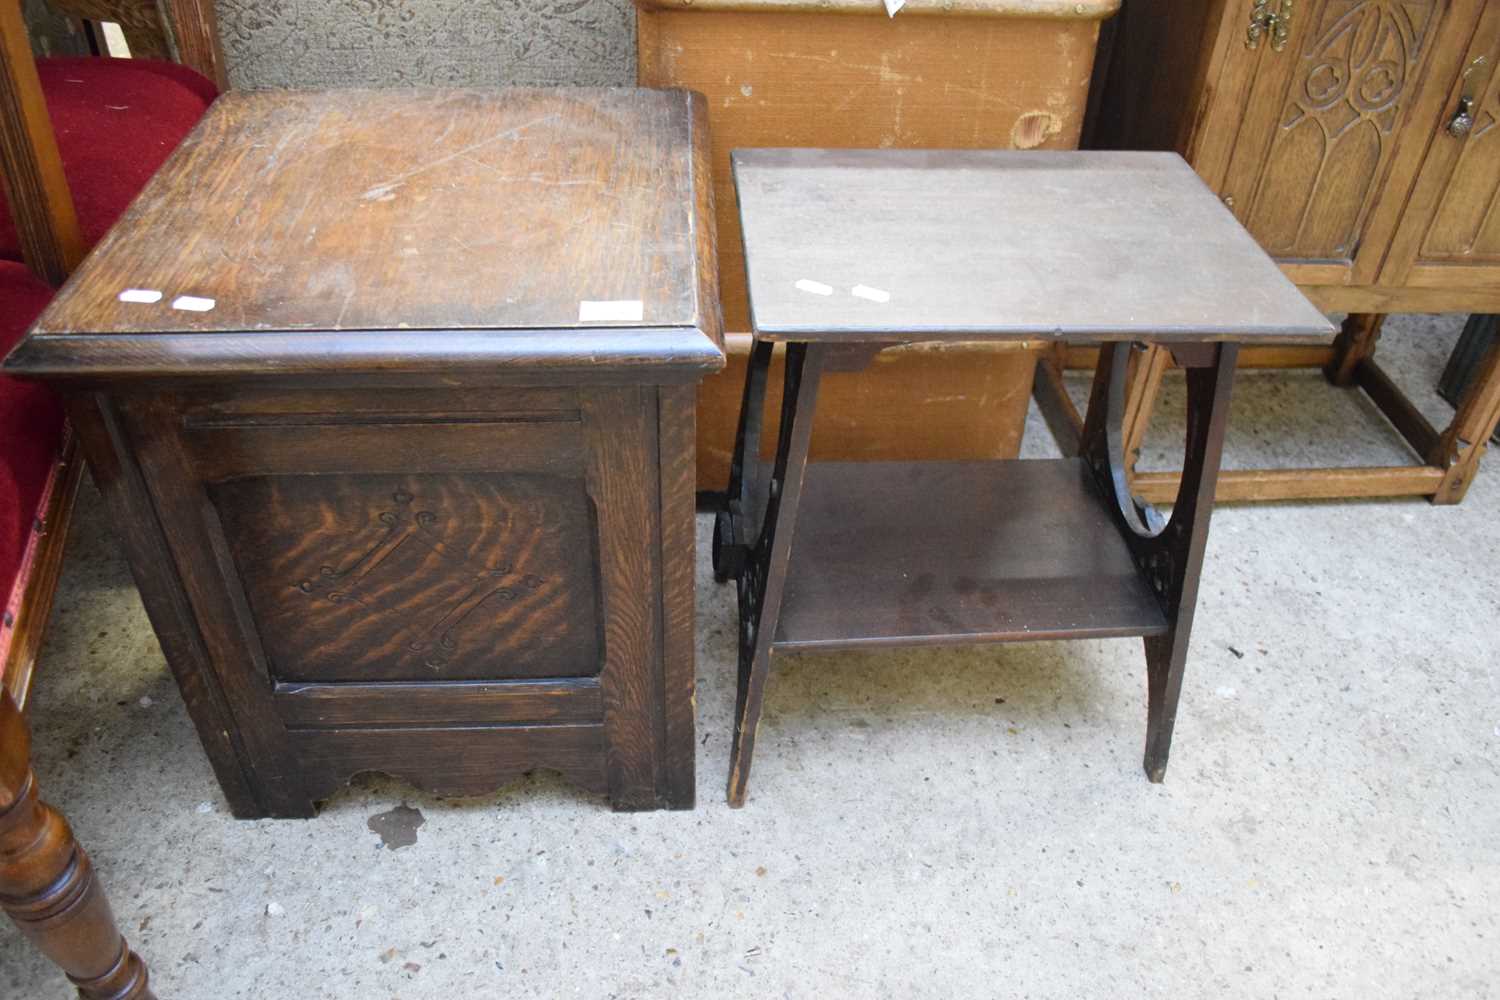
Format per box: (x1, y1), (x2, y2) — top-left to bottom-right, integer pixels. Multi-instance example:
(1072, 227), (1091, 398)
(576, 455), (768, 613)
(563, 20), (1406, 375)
(21, 88), (720, 343)
(734, 149), (1335, 341)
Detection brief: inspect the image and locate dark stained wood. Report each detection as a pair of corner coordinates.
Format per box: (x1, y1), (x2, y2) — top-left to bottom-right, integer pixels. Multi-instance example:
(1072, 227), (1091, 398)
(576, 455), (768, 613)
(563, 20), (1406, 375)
(719, 149), (1313, 803)
(775, 459), (1169, 651)
(0, 0), (84, 285)
(275, 679), (603, 727)
(655, 383), (699, 807)
(732, 149), (1334, 343)
(583, 387), (678, 811)
(1, 691), (153, 1000)
(212, 472), (601, 684)
(13, 89), (722, 381)
(11, 89), (722, 817)
(186, 420), (585, 480)
(726, 342), (825, 808)
(290, 724), (608, 805)
(64, 393), (262, 817)
(1080, 342), (1238, 782)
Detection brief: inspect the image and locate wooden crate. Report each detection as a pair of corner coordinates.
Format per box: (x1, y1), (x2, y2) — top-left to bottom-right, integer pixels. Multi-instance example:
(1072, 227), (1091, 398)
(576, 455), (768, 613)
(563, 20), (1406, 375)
(636, 0), (1118, 491)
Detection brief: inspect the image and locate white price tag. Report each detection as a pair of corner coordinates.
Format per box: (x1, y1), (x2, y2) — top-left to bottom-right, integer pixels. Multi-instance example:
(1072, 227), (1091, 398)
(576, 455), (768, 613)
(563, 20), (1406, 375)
(578, 299), (644, 322)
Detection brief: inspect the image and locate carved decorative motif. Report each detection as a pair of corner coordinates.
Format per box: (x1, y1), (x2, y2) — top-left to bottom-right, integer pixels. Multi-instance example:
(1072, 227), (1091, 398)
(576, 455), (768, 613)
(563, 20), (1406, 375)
(1247, 0), (1441, 258)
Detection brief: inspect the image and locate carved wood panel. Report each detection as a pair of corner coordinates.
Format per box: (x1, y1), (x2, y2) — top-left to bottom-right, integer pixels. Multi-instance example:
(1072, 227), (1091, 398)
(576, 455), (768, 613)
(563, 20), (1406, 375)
(1229, 0), (1447, 267)
(211, 473), (601, 683)
(1419, 48), (1500, 261)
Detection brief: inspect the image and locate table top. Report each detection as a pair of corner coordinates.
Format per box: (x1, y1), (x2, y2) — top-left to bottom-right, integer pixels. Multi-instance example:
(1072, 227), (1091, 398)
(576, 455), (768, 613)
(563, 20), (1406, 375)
(8, 88), (723, 382)
(732, 149), (1335, 343)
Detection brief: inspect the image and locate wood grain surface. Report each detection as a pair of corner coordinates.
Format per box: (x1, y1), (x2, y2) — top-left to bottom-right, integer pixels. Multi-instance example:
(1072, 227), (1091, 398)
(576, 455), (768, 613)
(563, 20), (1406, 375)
(213, 472), (601, 683)
(774, 459), (1169, 650)
(733, 148), (1335, 341)
(20, 87), (718, 816)
(12, 88), (723, 381)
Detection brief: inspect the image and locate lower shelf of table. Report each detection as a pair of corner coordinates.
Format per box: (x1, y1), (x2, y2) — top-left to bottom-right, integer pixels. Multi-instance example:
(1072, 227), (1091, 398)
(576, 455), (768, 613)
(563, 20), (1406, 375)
(772, 458), (1170, 651)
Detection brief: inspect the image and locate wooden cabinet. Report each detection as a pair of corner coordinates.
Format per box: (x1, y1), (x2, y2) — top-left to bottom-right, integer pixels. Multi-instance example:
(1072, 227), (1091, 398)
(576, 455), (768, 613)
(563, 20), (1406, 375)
(4, 89), (723, 816)
(1384, 2), (1500, 292)
(1088, 0), (1500, 503)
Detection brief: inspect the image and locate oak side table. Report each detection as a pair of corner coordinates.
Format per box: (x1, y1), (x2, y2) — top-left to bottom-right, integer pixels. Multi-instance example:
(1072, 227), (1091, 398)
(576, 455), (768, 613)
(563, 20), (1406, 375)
(4, 89), (724, 817)
(716, 149), (1334, 807)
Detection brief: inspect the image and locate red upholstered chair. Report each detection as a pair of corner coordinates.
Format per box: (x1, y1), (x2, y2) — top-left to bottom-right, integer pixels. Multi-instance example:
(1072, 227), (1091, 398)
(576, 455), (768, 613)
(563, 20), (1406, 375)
(0, 0), (224, 261)
(1, 2), (223, 996)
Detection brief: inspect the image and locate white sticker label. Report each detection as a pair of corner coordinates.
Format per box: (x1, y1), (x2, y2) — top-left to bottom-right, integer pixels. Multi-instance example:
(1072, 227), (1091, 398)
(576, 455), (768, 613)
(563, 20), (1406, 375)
(883, 0), (905, 16)
(579, 299), (644, 322)
(851, 284), (891, 303)
(118, 288), (163, 304)
(171, 295), (216, 312)
(794, 279), (834, 296)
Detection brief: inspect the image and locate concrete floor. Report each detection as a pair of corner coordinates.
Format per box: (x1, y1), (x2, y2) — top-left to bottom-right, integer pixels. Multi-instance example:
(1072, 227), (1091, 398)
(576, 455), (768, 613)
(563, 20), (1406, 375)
(4, 315), (1497, 998)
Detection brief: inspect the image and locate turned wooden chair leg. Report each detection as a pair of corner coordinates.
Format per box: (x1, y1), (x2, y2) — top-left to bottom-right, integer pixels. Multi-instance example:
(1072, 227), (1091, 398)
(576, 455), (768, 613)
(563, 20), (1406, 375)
(1323, 313), (1384, 387)
(1, 692), (153, 1000)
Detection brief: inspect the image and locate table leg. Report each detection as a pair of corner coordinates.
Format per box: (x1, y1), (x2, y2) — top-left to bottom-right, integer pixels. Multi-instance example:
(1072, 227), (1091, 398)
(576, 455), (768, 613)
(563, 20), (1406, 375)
(1081, 341), (1238, 782)
(726, 342), (826, 807)
(0, 691), (153, 999)
(1430, 328), (1500, 505)
(1323, 313), (1384, 387)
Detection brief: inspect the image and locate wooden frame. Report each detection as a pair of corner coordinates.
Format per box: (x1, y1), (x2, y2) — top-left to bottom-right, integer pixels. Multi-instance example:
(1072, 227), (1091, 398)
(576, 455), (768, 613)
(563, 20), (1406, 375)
(49, 0), (226, 88)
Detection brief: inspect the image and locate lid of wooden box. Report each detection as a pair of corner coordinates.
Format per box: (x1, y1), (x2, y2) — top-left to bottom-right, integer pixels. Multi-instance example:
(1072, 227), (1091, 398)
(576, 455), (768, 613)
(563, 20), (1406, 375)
(7, 88), (724, 383)
(634, 0), (1119, 19)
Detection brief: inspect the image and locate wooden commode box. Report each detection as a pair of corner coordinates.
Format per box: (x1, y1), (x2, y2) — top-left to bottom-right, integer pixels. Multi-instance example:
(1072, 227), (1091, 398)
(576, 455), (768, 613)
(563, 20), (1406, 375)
(3, 89), (724, 817)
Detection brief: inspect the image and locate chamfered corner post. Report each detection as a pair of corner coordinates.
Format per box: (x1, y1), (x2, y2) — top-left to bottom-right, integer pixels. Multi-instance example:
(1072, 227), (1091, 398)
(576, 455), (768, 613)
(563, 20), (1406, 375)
(0, 691), (154, 1000)
(1141, 342), (1239, 783)
(727, 342), (825, 808)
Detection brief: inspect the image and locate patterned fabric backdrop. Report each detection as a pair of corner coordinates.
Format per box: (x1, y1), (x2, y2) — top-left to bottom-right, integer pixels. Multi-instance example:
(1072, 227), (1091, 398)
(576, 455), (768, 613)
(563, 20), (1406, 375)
(214, 0), (636, 89)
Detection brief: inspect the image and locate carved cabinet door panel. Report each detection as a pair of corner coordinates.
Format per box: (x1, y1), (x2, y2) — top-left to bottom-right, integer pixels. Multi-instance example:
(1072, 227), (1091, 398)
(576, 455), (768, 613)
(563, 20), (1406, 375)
(1214, 0), (1467, 286)
(1381, 2), (1500, 290)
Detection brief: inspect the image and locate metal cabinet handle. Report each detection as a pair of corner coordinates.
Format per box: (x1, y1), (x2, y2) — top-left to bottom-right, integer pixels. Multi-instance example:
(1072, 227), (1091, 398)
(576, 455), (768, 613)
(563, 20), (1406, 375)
(1447, 96), (1475, 139)
(1448, 56), (1488, 140)
(1247, 0), (1293, 52)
